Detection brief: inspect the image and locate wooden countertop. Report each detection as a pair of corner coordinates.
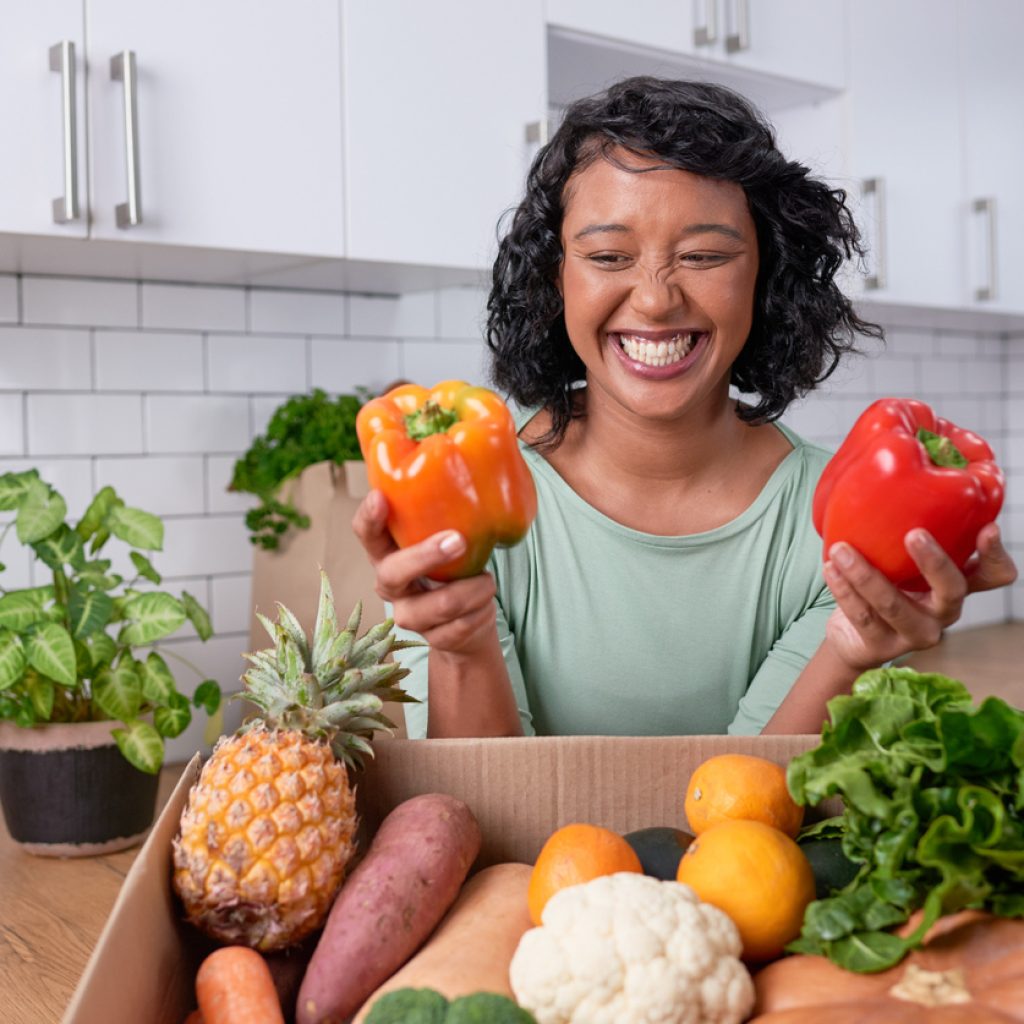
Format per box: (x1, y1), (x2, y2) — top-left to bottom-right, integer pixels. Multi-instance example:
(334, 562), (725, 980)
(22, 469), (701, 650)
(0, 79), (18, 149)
(1, 622), (1020, 1024)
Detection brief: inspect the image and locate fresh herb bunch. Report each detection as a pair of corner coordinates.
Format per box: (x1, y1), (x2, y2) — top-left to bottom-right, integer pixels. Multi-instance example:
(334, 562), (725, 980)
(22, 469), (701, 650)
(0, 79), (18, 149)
(0, 471), (221, 773)
(230, 388), (368, 550)
(787, 667), (1024, 973)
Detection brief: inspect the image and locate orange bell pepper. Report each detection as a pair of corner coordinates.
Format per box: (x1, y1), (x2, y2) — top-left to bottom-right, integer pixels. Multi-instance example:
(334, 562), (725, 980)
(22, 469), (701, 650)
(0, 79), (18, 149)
(355, 380), (537, 581)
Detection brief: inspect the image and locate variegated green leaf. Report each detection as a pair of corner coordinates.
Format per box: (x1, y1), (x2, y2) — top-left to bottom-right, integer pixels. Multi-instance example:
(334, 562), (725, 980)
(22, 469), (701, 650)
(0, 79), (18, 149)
(77, 561), (121, 590)
(32, 525), (85, 571)
(108, 504), (163, 551)
(0, 631), (27, 690)
(192, 679), (220, 714)
(88, 632), (118, 668)
(112, 720), (163, 774)
(0, 591), (51, 631)
(129, 551), (162, 585)
(93, 662), (143, 721)
(16, 477), (66, 544)
(75, 486), (117, 542)
(139, 651), (177, 703)
(0, 470), (39, 511)
(154, 692), (191, 738)
(26, 672), (55, 719)
(117, 592), (186, 645)
(26, 622), (77, 687)
(182, 591), (212, 641)
(69, 586), (114, 638)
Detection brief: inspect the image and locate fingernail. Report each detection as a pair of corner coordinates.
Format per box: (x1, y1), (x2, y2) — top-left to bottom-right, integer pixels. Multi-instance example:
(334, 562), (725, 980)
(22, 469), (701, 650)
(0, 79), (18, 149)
(830, 543), (855, 569)
(438, 531), (465, 556)
(907, 528), (932, 551)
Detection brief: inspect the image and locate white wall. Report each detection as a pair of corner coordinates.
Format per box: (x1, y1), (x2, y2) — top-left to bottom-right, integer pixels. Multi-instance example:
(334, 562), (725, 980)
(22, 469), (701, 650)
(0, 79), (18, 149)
(0, 273), (1018, 759)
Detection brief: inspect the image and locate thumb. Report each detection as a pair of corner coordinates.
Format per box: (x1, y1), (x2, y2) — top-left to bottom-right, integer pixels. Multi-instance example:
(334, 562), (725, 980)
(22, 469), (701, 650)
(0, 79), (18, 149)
(967, 523), (1018, 592)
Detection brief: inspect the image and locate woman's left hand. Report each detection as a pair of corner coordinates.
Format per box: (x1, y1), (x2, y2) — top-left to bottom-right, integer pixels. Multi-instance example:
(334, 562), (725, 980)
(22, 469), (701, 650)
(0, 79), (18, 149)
(823, 522), (1018, 671)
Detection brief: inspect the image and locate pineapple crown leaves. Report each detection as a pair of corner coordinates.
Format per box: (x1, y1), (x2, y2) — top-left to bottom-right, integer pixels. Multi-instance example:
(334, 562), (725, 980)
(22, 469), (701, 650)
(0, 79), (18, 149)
(239, 570), (423, 769)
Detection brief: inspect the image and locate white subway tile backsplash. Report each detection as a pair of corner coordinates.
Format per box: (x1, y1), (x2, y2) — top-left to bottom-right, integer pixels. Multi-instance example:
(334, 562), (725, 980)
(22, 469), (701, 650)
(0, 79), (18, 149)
(438, 286), (488, 340)
(0, 327), (91, 390)
(142, 283), (245, 332)
(28, 394), (143, 455)
(94, 456), (206, 517)
(250, 395), (293, 438)
(157, 515), (252, 577)
(883, 328), (934, 357)
(312, 338), (400, 393)
(0, 395), (24, 454)
(206, 454), (252, 514)
(250, 289), (347, 336)
(919, 358), (972, 397)
(401, 339), (488, 387)
(146, 395), (250, 453)
(22, 277), (137, 328)
(0, 535), (33, 589)
(0, 457), (95, 515)
(949, 587), (1009, 631)
(211, 573), (254, 635)
(207, 334), (308, 393)
(865, 353), (917, 395)
(1006, 346), (1024, 393)
(349, 292), (435, 339)
(94, 331), (204, 392)
(0, 276), (17, 322)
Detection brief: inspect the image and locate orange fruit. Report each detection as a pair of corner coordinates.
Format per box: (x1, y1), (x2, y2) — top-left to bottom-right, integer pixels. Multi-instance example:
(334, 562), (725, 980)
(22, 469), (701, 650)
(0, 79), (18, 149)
(676, 818), (816, 962)
(684, 753), (804, 838)
(527, 823), (642, 925)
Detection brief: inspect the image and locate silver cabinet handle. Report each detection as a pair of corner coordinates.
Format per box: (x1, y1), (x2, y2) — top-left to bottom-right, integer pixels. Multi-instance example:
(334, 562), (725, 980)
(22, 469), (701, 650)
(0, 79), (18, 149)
(972, 197), (997, 302)
(862, 178), (887, 291)
(49, 41), (80, 224)
(726, 0), (751, 52)
(694, 0), (718, 46)
(110, 50), (142, 228)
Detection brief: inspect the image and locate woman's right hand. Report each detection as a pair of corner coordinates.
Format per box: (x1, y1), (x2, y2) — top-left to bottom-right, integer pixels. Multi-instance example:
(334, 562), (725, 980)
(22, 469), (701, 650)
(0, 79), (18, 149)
(351, 489), (499, 655)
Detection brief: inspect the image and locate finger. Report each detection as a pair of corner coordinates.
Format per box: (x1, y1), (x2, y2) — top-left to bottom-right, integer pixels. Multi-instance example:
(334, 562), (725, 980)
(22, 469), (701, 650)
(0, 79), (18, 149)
(824, 557), (888, 639)
(903, 530), (967, 619)
(351, 490), (396, 564)
(419, 599), (498, 653)
(966, 522), (1019, 593)
(375, 530), (468, 600)
(392, 573), (496, 635)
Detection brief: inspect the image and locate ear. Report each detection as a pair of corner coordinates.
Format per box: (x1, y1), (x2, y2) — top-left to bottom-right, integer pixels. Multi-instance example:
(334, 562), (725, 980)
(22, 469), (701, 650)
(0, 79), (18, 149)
(554, 258), (564, 298)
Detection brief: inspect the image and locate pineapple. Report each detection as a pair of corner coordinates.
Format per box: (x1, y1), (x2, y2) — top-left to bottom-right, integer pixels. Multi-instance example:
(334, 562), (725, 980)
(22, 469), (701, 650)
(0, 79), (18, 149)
(172, 570), (420, 951)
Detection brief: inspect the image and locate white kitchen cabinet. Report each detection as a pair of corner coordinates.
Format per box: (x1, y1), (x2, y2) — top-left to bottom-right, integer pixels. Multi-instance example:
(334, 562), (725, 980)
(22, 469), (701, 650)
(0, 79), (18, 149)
(545, 0), (696, 56)
(342, 0), (547, 270)
(84, 1), (345, 256)
(0, 1), (87, 238)
(959, 0), (1024, 314)
(845, 0), (962, 309)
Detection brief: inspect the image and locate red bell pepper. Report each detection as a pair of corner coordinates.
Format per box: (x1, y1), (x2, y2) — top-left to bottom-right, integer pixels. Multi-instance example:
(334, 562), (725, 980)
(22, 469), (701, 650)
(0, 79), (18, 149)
(355, 380), (537, 581)
(812, 398), (1004, 591)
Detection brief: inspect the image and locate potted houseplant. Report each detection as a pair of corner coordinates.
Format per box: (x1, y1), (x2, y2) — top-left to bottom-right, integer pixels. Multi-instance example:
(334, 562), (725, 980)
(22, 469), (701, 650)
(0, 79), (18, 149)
(0, 470), (221, 856)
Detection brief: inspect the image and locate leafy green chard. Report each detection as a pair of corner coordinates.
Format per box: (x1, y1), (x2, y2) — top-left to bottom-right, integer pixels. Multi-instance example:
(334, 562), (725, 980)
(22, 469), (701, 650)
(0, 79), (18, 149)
(0, 470), (221, 773)
(230, 387), (368, 550)
(786, 667), (1024, 972)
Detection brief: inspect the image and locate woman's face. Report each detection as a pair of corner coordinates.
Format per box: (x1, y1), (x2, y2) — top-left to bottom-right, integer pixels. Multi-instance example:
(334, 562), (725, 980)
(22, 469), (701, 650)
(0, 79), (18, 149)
(557, 146), (759, 424)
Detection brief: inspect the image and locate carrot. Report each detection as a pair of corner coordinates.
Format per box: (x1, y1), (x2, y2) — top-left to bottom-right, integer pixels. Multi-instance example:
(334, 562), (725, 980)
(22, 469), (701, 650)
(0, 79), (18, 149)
(196, 946), (285, 1024)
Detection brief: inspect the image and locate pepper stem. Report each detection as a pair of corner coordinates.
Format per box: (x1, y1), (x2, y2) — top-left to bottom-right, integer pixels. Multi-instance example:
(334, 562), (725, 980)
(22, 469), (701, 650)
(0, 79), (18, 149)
(404, 400), (459, 440)
(917, 428), (968, 469)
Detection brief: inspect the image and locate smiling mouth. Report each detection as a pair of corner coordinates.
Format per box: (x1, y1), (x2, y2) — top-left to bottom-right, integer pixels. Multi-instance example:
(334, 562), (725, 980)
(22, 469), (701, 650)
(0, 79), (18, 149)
(615, 332), (703, 368)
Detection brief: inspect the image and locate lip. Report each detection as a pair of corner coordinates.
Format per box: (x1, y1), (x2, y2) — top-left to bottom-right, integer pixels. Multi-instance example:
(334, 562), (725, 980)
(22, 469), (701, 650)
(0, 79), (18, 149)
(607, 330), (709, 380)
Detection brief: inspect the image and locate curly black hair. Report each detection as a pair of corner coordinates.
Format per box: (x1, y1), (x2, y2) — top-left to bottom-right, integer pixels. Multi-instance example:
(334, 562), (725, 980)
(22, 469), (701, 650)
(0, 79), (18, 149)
(486, 76), (882, 447)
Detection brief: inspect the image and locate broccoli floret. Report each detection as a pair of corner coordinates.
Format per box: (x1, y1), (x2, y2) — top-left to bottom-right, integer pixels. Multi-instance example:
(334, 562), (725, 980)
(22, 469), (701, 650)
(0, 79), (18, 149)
(446, 993), (537, 1023)
(363, 987), (449, 1023)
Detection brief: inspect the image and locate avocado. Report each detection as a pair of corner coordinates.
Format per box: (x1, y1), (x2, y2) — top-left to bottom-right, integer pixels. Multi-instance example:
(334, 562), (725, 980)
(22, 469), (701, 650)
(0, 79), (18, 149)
(800, 836), (862, 899)
(623, 826), (694, 881)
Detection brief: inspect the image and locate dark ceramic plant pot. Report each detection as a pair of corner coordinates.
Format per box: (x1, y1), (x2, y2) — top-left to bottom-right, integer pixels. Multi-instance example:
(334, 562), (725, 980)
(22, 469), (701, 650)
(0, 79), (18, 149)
(0, 720), (160, 857)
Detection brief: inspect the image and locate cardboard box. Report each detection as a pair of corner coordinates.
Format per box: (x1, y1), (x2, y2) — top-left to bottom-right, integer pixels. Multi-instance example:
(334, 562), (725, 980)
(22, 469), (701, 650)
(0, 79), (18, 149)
(64, 733), (832, 1023)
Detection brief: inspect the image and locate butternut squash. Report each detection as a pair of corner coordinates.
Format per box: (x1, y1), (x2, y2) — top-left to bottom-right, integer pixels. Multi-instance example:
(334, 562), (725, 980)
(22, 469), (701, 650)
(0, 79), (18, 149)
(353, 862), (533, 1023)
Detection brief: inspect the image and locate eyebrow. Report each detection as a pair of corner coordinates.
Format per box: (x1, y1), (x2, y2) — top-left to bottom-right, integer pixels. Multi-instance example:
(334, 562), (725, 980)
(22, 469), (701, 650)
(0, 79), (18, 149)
(572, 222), (744, 242)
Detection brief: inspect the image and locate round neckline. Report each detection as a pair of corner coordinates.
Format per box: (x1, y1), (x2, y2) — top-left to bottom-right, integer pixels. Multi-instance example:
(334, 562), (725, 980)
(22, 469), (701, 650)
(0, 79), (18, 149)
(520, 421), (811, 547)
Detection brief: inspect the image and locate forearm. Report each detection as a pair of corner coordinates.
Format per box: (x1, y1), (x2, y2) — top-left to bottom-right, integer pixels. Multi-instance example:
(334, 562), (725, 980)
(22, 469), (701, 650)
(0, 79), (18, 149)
(425, 637), (524, 738)
(761, 641), (861, 735)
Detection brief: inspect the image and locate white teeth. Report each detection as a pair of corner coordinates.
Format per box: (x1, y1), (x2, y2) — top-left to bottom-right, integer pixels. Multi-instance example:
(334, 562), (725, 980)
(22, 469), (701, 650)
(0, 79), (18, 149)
(618, 333), (698, 367)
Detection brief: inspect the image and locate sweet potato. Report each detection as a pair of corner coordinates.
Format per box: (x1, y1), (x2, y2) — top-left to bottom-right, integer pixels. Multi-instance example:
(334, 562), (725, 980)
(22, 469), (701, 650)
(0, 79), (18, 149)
(296, 793), (481, 1024)
(353, 862), (533, 1022)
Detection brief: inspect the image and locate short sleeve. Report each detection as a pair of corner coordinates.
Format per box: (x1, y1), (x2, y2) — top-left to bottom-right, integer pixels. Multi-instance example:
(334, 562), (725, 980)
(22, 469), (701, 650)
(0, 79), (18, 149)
(727, 581), (836, 736)
(388, 597), (535, 740)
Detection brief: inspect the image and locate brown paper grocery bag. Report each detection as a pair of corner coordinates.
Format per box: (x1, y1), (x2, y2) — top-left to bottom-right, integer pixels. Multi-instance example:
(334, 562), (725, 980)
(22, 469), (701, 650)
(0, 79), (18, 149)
(247, 460), (407, 736)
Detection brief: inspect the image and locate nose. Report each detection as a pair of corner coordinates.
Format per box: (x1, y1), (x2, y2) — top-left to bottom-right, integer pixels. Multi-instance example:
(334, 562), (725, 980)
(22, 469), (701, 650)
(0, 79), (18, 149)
(628, 267), (687, 322)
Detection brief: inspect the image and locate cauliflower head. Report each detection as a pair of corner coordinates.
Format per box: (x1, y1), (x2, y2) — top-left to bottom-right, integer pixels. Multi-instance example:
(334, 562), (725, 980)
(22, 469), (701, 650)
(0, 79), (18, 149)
(509, 872), (754, 1024)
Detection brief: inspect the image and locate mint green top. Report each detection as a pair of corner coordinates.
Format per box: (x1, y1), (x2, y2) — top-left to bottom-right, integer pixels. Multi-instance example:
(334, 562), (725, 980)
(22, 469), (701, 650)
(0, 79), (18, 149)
(395, 420), (835, 739)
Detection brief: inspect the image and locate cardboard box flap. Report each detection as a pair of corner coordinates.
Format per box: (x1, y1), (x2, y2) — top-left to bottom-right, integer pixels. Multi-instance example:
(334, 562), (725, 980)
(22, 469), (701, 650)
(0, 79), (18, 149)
(357, 734), (830, 867)
(63, 755), (203, 1024)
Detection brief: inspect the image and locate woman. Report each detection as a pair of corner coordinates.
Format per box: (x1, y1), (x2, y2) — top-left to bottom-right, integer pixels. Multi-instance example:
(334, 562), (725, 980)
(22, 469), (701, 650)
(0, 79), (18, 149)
(353, 77), (1016, 739)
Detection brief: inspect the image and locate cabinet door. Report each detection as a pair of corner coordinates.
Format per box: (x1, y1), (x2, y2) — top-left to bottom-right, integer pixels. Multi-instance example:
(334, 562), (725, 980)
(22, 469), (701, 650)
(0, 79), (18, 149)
(846, 1), (961, 308)
(85, 0), (345, 255)
(960, 0), (1024, 313)
(722, 0), (846, 90)
(545, 0), (696, 56)
(343, 0), (547, 270)
(0, 1), (87, 238)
